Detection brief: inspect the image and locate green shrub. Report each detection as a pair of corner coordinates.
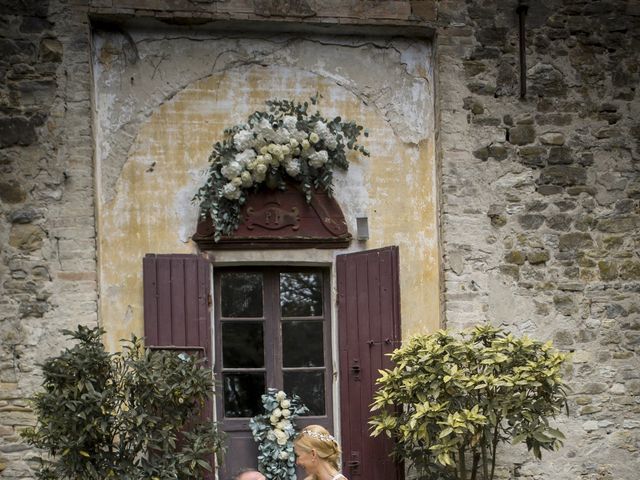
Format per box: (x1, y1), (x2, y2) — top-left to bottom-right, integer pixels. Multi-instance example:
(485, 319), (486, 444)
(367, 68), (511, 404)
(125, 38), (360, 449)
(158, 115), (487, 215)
(22, 325), (224, 479)
(370, 325), (568, 480)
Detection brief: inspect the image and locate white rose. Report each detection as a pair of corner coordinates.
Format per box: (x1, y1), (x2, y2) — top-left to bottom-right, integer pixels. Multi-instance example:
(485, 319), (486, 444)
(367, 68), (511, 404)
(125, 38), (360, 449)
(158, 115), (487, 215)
(273, 408), (282, 418)
(275, 390), (287, 402)
(281, 408), (291, 418)
(240, 171), (253, 187)
(221, 161), (242, 180)
(222, 182), (241, 200)
(233, 130), (255, 151)
(252, 171), (266, 183)
(280, 399), (291, 409)
(256, 164), (267, 175)
(279, 451), (289, 460)
(270, 414), (279, 425)
(309, 132), (320, 144)
(301, 139), (310, 150)
(289, 138), (299, 148)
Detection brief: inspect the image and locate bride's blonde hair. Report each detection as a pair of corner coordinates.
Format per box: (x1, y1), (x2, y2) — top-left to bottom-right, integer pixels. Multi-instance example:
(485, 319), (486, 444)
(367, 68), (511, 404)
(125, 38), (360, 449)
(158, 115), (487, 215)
(294, 424), (342, 475)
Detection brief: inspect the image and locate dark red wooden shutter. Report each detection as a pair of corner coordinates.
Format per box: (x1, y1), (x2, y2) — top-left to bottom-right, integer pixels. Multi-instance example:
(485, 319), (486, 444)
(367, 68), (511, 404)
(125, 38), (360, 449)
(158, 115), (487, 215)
(143, 254), (211, 361)
(337, 246), (403, 480)
(143, 253), (214, 478)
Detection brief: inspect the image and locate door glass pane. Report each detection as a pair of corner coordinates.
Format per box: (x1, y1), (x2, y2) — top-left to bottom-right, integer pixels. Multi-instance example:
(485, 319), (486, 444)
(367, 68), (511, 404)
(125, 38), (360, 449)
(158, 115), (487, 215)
(221, 272), (263, 317)
(282, 321), (324, 367)
(222, 321), (264, 368)
(280, 272), (323, 317)
(223, 373), (265, 418)
(283, 371), (325, 415)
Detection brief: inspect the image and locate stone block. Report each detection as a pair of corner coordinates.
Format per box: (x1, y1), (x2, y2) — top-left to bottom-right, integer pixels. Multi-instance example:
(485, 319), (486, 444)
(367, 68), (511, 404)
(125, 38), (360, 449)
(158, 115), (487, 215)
(527, 63), (568, 97)
(518, 214), (545, 230)
(38, 38), (63, 63)
(619, 261), (640, 280)
(547, 146), (574, 165)
(8, 224), (46, 252)
(0, 117), (38, 148)
(0, 181), (26, 204)
(504, 250), (526, 265)
(509, 125), (536, 145)
(598, 261), (618, 281)
(538, 165), (587, 186)
(540, 132), (566, 145)
(596, 216), (640, 233)
(546, 214), (572, 231)
(527, 249), (550, 264)
(518, 145), (546, 167)
(558, 232), (594, 251)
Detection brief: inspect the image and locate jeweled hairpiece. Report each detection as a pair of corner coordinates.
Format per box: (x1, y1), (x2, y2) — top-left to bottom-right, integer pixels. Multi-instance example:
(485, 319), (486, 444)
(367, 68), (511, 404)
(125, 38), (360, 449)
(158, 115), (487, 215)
(300, 429), (336, 443)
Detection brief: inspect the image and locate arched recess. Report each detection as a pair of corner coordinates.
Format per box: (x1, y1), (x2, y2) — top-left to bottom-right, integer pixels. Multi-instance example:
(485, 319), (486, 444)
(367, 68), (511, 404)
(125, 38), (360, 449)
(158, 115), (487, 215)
(97, 64), (439, 355)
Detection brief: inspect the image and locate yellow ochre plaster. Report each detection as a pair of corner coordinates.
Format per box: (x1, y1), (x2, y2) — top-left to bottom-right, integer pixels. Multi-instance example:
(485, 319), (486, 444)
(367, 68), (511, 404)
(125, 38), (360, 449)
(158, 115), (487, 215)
(98, 66), (439, 352)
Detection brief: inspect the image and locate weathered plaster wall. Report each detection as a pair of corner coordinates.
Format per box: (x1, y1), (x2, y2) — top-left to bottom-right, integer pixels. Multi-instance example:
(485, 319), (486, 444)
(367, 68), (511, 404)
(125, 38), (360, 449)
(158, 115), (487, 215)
(1, 1), (639, 479)
(93, 30), (439, 351)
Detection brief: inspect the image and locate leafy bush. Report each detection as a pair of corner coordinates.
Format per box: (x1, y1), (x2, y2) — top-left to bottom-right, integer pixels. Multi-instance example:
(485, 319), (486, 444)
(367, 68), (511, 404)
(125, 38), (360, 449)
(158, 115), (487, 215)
(22, 326), (224, 479)
(370, 325), (568, 480)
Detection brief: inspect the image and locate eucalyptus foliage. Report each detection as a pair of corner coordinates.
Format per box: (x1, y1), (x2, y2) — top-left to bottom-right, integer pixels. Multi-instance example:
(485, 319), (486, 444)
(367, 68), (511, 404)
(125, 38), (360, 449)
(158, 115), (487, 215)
(249, 388), (308, 480)
(22, 326), (224, 480)
(370, 325), (568, 480)
(193, 95), (369, 240)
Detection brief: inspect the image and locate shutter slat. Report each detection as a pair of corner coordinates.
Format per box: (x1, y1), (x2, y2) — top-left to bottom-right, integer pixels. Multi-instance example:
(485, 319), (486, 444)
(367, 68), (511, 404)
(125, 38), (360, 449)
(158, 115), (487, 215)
(143, 255), (159, 345)
(157, 257), (173, 345)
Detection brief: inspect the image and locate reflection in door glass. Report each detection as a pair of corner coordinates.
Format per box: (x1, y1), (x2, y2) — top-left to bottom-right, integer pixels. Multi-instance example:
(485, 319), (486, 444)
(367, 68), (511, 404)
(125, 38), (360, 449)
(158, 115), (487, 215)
(222, 321), (264, 368)
(223, 373), (265, 418)
(280, 272), (322, 317)
(282, 321), (324, 367)
(221, 272), (263, 317)
(283, 371), (325, 415)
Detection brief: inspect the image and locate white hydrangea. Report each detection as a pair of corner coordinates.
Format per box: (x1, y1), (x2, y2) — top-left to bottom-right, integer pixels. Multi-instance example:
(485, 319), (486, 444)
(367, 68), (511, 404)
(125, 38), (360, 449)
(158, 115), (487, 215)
(314, 121), (338, 150)
(221, 160), (243, 180)
(235, 148), (256, 167)
(233, 130), (255, 151)
(282, 115), (298, 131)
(308, 149), (329, 169)
(272, 127), (290, 145)
(222, 182), (241, 200)
(284, 158), (301, 177)
(292, 129), (308, 144)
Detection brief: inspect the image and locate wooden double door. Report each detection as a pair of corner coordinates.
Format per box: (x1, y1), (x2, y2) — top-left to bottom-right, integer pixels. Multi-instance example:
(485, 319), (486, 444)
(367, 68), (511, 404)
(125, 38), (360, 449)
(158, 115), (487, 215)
(143, 247), (402, 480)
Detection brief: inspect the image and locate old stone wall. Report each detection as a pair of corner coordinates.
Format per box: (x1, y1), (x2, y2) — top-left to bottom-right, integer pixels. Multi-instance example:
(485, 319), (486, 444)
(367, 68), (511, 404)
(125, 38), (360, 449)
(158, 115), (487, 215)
(437, 1), (640, 478)
(0, 0), (96, 476)
(0, 0), (638, 479)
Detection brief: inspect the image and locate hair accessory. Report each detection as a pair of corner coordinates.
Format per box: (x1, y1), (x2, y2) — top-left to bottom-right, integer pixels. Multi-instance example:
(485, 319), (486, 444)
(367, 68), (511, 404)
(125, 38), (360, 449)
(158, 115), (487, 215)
(300, 429), (336, 443)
